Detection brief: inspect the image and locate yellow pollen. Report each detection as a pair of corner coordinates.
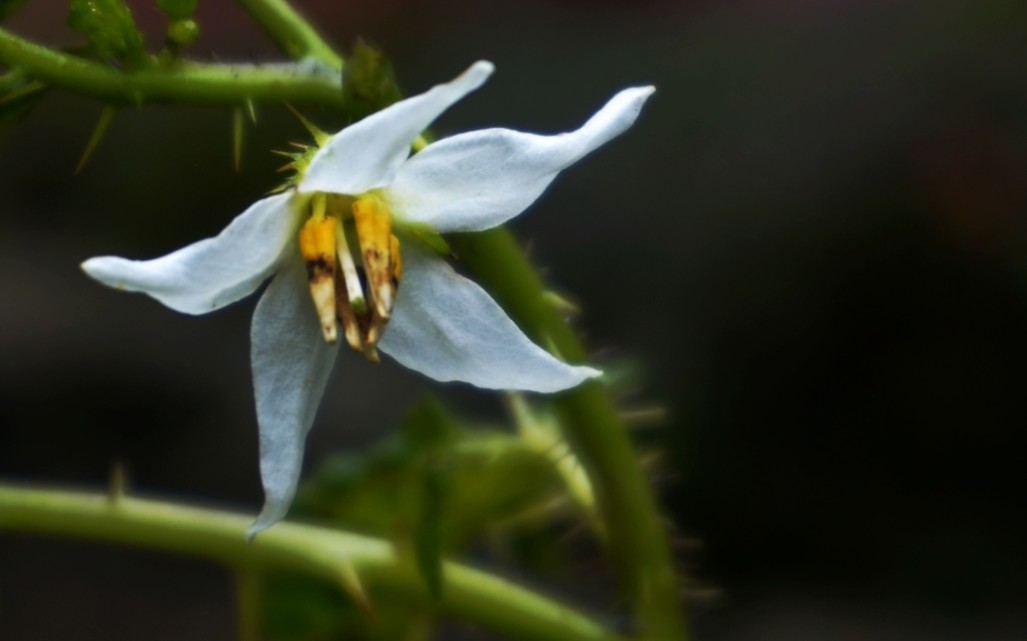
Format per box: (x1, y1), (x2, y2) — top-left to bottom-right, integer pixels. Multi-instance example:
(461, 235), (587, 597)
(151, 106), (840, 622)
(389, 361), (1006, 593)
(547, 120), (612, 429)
(299, 193), (403, 358)
(298, 195), (338, 344)
(352, 194), (398, 321)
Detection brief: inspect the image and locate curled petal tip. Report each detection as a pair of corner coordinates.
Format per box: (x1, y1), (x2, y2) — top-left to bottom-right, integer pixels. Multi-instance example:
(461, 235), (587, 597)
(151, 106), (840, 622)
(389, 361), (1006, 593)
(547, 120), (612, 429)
(80, 256), (118, 283)
(465, 60), (495, 85)
(623, 85), (656, 102)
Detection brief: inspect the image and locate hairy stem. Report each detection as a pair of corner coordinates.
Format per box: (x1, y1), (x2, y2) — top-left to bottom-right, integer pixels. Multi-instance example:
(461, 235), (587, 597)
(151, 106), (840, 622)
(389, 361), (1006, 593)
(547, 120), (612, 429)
(235, 0), (342, 70)
(0, 484), (620, 641)
(450, 230), (688, 640)
(0, 27), (343, 108)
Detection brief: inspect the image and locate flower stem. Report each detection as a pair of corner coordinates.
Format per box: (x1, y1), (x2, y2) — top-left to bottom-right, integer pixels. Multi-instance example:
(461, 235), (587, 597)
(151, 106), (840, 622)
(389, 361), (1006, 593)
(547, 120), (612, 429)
(235, 0), (343, 70)
(0, 26), (344, 108)
(0, 484), (620, 641)
(449, 229), (688, 640)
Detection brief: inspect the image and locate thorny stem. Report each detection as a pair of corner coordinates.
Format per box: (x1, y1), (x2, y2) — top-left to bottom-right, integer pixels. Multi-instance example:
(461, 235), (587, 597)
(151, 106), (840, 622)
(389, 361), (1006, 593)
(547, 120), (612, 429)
(0, 485), (621, 641)
(0, 26), (344, 108)
(450, 230), (688, 641)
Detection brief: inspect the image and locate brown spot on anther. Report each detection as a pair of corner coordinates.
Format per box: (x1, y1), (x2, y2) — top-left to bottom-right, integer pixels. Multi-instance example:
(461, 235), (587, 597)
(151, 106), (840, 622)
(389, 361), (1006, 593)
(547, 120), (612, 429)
(305, 256), (334, 282)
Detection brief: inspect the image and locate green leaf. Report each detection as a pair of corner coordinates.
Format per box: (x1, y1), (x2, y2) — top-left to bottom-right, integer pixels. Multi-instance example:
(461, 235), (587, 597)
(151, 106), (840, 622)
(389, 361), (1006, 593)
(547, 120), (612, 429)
(289, 393), (606, 595)
(66, 0), (146, 64)
(414, 466), (446, 598)
(1, 0), (29, 21)
(399, 394), (459, 451)
(341, 38), (402, 122)
(263, 573), (420, 641)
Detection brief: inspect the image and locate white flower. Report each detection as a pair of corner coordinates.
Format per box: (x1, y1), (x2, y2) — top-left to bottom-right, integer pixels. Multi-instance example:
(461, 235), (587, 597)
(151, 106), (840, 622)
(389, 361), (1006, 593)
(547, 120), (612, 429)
(81, 61), (654, 534)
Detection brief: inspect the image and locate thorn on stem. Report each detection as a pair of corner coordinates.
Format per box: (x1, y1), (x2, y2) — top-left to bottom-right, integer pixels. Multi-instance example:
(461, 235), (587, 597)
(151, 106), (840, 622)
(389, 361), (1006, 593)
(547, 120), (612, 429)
(338, 560), (376, 621)
(75, 106), (116, 175)
(245, 97), (257, 124)
(108, 459), (129, 504)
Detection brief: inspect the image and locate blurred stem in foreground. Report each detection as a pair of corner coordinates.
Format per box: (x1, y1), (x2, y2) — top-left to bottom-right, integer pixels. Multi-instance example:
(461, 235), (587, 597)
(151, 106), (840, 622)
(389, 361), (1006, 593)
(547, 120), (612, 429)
(0, 485), (620, 641)
(451, 230), (687, 641)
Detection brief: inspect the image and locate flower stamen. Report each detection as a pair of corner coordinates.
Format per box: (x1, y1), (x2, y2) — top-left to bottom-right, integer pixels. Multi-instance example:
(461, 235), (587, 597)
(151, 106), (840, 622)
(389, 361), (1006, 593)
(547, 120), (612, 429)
(352, 194), (396, 321)
(334, 217), (367, 316)
(297, 194), (338, 344)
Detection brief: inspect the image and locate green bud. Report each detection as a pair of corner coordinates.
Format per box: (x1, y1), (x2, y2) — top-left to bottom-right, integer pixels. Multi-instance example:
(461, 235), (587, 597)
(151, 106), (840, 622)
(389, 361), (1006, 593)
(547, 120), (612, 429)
(167, 18), (199, 46)
(341, 38), (402, 122)
(157, 0), (196, 20)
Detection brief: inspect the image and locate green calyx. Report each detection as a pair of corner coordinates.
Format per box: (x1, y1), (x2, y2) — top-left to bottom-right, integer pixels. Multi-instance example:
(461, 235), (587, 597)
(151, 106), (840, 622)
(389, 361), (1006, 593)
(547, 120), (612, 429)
(269, 105), (330, 193)
(270, 142), (318, 193)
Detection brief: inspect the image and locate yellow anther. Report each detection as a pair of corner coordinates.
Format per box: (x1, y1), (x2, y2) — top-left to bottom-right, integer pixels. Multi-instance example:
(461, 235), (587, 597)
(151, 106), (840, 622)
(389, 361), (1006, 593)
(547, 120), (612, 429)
(390, 234), (402, 281)
(352, 194), (398, 322)
(298, 199), (338, 344)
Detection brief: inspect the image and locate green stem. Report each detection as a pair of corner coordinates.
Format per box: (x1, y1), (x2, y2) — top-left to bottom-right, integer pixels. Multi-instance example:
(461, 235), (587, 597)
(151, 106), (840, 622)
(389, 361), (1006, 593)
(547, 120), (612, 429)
(235, 0), (342, 70)
(0, 27), (343, 108)
(449, 229), (688, 640)
(0, 484), (620, 641)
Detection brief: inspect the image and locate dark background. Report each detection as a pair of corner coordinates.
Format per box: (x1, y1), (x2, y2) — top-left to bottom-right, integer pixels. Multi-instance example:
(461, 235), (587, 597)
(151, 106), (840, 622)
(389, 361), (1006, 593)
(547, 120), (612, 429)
(3, 0), (1027, 639)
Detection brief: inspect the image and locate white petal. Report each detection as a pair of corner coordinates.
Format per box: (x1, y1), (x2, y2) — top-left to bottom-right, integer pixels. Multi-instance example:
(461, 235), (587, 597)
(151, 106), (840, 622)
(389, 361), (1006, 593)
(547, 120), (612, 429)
(299, 61), (495, 196)
(385, 86), (655, 233)
(81, 192), (298, 315)
(378, 245), (599, 392)
(248, 254), (339, 536)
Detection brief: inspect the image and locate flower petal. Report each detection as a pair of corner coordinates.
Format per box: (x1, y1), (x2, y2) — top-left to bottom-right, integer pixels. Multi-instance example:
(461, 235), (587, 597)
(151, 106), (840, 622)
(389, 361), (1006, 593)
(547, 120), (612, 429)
(248, 254), (339, 536)
(379, 245), (600, 392)
(299, 61), (495, 196)
(81, 192), (298, 315)
(385, 86), (655, 233)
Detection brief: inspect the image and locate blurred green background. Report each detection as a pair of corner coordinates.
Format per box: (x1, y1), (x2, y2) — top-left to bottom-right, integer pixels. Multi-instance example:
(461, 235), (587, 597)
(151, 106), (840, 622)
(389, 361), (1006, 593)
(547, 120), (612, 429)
(3, 0), (1027, 639)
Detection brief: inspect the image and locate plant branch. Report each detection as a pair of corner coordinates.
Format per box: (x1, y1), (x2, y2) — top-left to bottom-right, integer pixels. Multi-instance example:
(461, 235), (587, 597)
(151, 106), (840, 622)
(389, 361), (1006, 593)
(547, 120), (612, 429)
(235, 0), (342, 70)
(0, 27), (344, 108)
(449, 229), (688, 640)
(0, 484), (620, 641)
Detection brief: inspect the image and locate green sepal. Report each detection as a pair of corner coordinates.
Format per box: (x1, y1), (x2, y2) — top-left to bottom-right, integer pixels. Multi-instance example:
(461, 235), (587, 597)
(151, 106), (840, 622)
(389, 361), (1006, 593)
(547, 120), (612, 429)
(341, 38), (401, 122)
(414, 464), (447, 599)
(67, 0), (146, 65)
(268, 144), (317, 193)
(397, 222), (452, 257)
(285, 104), (331, 147)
